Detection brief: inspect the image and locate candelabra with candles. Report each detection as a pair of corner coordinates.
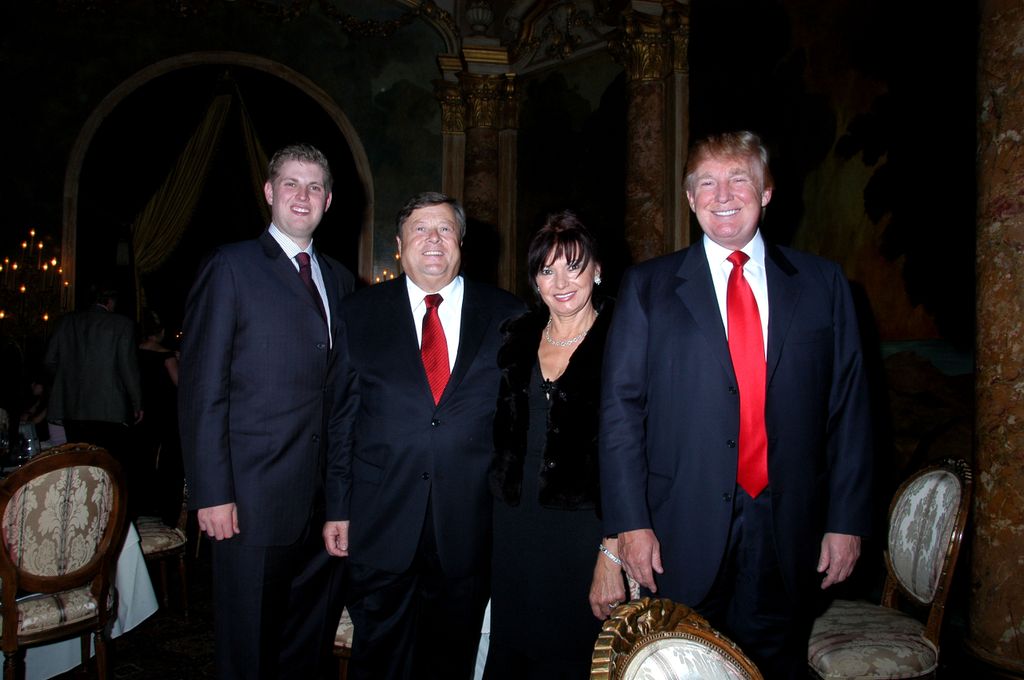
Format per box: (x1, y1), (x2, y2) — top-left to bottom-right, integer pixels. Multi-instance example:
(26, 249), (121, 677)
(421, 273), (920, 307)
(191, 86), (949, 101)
(0, 229), (67, 346)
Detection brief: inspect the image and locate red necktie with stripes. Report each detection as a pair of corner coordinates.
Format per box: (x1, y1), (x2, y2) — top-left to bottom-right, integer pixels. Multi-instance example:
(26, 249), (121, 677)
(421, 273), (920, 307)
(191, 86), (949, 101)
(727, 251), (768, 497)
(421, 294), (450, 405)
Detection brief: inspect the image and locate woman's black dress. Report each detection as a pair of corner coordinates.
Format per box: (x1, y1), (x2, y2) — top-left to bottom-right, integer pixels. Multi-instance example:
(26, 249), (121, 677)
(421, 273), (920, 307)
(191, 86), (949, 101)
(136, 348), (184, 525)
(485, 361), (606, 677)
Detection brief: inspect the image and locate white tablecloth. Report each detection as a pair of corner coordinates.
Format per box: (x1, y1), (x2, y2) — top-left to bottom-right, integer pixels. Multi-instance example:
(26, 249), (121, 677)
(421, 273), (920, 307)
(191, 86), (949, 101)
(23, 522), (160, 680)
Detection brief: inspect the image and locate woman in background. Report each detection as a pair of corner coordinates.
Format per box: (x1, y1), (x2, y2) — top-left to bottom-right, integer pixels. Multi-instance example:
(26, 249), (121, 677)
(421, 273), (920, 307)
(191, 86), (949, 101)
(485, 211), (625, 678)
(136, 309), (183, 526)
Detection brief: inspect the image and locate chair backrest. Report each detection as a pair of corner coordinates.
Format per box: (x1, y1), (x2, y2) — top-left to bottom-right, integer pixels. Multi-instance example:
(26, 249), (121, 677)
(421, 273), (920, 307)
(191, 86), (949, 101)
(883, 457), (972, 643)
(591, 598), (763, 680)
(0, 443), (127, 599)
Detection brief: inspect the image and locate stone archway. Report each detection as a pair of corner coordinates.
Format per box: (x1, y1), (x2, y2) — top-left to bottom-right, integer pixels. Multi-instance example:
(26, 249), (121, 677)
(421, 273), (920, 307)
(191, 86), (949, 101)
(61, 50), (374, 308)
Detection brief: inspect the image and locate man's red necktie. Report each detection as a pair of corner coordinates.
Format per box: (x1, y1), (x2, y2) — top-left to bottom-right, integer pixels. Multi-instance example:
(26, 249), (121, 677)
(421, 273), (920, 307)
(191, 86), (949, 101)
(421, 293), (450, 405)
(295, 252), (327, 323)
(727, 251), (768, 497)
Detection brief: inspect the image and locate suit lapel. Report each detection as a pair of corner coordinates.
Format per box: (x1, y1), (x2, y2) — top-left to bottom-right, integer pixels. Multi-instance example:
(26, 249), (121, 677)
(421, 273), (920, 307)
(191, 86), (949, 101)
(675, 243), (736, 381)
(259, 231), (318, 315)
(439, 278), (488, 407)
(764, 242), (801, 386)
(318, 251), (343, 340)
(385, 277), (437, 403)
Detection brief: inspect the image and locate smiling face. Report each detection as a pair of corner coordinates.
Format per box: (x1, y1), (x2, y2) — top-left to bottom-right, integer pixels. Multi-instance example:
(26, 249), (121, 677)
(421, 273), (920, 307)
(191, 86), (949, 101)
(396, 203), (463, 293)
(263, 159), (332, 249)
(686, 154), (772, 250)
(535, 249), (600, 321)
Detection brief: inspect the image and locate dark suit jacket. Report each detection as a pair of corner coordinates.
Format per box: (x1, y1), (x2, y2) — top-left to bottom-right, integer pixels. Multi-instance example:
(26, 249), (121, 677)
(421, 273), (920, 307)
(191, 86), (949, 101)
(600, 238), (873, 604)
(326, 275), (523, 577)
(45, 305), (142, 424)
(179, 230), (354, 547)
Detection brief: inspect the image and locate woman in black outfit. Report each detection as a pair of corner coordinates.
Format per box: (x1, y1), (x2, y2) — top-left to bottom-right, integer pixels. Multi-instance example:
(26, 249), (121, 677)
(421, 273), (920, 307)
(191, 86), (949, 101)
(135, 309), (184, 526)
(484, 212), (625, 678)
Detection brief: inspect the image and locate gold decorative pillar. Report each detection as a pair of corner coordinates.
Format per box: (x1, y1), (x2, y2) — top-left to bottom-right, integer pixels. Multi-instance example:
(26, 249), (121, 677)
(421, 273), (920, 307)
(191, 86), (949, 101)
(614, 2), (690, 263)
(434, 72), (466, 200)
(968, 0), (1024, 675)
(459, 68), (518, 289)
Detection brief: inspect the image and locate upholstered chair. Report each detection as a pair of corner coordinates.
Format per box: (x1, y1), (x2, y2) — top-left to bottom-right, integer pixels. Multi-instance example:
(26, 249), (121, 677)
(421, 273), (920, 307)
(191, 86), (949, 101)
(334, 607), (353, 680)
(591, 597), (763, 680)
(136, 484), (188, 614)
(0, 443), (127, 680)
(807, 458), (973, 679)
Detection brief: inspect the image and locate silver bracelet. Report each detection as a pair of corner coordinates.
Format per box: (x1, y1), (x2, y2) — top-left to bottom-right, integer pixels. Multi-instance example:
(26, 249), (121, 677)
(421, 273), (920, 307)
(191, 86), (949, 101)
(598, 543), (622, 566)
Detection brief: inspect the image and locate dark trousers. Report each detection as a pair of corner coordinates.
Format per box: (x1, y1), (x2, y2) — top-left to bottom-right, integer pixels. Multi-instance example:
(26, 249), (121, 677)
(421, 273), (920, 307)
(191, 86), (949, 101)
(695, 486), (814, 680)
(211, 512), (345, 680)
(346, 501), (488, 680)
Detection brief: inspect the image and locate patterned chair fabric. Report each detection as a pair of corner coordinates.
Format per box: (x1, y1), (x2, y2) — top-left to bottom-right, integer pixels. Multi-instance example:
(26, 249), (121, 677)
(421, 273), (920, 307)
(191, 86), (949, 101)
(0, 443), (127, 680)
(2, 465), (115, 577)
(887, 470), (961, 604)
(807, 458), (972, 680)
(619, 634), (754, 680)
(591, 598), (763, 680)
(136, 516), (186, 554)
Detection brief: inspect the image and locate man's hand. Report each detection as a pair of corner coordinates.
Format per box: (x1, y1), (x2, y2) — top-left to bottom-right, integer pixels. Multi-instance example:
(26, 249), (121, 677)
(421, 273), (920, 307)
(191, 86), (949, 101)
(323, 520), (350, 557)
(619, 529), (663, 593)
(818, 532), (861, 589)
(197, 503), (239, 540)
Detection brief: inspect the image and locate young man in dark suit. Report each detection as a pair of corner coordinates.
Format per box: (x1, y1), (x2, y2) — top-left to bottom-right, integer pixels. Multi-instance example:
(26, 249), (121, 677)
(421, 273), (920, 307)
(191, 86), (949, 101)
(179, 144), (354, 679)
(600, 131), (873, 679)
(323, 192), (523, 679)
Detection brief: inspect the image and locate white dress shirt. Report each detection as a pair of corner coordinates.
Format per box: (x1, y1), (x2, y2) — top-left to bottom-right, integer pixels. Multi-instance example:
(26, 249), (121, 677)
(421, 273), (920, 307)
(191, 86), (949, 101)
(703, 231), (769, 358)
(405, 275), (464, 373)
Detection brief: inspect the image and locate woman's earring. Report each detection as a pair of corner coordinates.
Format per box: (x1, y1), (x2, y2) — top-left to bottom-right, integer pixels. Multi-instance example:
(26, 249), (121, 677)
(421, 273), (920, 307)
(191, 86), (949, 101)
(594, 276), (602, 286)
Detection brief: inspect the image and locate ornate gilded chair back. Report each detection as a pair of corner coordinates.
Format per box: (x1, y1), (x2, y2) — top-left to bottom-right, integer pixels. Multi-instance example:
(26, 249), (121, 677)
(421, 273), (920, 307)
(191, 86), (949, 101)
(591, 597), (763, 680)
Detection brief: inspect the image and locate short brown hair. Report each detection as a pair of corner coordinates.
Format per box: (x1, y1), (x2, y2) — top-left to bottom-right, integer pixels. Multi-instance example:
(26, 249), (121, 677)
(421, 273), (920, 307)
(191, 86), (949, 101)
(268, 144), (333, 193)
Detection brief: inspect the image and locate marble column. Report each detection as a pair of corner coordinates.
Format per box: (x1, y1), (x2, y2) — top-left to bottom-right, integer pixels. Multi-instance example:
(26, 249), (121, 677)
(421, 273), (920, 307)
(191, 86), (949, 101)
(968, 0), (1024, 675)
(435, 78), (466, 201)
(615, 3), (689, 263)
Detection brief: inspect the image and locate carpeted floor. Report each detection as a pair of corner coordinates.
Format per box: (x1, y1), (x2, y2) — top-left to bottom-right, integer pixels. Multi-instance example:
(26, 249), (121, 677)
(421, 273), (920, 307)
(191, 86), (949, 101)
(47, 536), (1001, 680)
(54, 543), (217, 680)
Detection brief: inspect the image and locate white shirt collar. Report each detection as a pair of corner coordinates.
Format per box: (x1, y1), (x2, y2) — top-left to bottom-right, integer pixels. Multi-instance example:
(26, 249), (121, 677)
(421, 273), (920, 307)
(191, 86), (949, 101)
(702, 230), (765, 269)
(268, 223), (314, 261)
(404, 274), (463, 309)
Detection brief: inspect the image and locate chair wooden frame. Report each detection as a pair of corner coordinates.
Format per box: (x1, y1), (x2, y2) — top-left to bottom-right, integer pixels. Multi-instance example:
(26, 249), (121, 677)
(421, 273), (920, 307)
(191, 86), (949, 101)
(807, 457), (973, 679)
(882, 457), (973, 649)
(591, 597), (763, 680)
(0, 443), (127, 680)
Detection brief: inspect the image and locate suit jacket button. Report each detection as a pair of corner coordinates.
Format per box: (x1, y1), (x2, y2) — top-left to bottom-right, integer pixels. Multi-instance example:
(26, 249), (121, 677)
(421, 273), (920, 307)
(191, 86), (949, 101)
(726, 440), (736, 448)
(431, 419), (440, 427)
(723, 492), (732, 502)
(312, 434), (320, 442)
(728, 386), (738, 395)
(316, 343), (327, 350)
(421, 472), (430, 480)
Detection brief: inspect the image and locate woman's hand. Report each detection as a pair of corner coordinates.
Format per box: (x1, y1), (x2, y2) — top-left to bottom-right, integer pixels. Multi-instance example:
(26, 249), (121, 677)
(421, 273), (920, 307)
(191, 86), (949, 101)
(589, 538), (627, 620)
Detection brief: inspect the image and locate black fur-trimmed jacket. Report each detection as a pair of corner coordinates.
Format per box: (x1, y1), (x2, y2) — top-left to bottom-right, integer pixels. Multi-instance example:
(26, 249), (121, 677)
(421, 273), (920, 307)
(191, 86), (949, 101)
(489, 299), (613, 512)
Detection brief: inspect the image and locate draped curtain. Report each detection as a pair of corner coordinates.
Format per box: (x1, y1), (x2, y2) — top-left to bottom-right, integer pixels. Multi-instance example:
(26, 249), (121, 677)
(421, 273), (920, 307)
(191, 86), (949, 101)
(131, 85), (270, 314)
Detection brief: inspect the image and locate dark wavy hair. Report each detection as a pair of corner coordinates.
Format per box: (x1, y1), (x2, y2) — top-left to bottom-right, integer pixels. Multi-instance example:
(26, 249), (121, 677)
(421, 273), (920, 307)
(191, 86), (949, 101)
(526, 211), (599, 284)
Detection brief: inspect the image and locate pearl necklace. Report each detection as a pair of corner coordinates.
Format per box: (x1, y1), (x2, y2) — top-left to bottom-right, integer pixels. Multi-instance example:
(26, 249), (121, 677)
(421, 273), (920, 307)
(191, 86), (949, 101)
(543, 312), (599, 347)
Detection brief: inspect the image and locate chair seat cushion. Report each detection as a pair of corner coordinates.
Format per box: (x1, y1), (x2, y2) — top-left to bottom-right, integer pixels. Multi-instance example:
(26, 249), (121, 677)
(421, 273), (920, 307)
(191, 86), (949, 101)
(136, 517), (186, 554)
(1, 585), (115, 637)
(335, 607), (353, 649)
(808, 599), (937, 679)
